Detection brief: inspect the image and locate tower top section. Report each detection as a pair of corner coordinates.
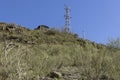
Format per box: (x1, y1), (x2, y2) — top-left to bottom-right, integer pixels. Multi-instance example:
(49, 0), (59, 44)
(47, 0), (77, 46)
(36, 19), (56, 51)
(64, 5), (71, 32)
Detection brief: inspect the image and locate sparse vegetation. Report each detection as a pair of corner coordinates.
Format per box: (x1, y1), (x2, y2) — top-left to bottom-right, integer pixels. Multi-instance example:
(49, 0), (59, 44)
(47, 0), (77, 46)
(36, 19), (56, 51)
(107, 37), (120, 48)
(0, 22), (120, 80)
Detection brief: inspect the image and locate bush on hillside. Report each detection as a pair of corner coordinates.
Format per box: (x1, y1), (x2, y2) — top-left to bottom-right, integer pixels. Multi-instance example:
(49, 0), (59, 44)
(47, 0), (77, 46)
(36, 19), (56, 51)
(107, 37), (120, 48)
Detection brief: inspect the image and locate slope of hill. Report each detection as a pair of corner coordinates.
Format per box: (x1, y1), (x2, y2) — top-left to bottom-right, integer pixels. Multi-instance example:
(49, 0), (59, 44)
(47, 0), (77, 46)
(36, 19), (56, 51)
(0, 22), (120, 80)
(0, 22), (107, 49)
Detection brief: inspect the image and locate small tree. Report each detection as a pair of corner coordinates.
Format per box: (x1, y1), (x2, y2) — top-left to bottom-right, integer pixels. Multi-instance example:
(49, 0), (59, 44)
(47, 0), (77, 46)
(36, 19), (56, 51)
(107, 37), (120, 48)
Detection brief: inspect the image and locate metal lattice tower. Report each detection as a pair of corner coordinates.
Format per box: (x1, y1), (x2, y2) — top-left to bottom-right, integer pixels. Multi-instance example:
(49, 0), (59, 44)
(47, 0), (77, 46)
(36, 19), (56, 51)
(82, 30), (85, 39)
(64, 5), (71, 32)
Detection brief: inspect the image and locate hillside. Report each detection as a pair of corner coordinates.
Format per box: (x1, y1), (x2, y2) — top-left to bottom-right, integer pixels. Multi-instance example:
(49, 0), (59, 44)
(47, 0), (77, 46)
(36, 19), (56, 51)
(0, 22), (120, 80)
(0, 22), (107, 49)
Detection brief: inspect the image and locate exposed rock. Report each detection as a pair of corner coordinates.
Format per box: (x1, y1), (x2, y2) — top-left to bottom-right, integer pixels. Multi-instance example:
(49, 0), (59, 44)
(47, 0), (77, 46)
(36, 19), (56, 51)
(35, 25), (49, 31)
(47, 71), (62, 78)
(40, 77), (52, 80)
(99, 75), (108, 80)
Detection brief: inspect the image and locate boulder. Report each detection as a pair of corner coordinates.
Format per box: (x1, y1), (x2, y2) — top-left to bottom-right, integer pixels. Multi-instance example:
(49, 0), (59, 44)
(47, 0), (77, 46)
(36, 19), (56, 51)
(47, 71), (62, 78)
